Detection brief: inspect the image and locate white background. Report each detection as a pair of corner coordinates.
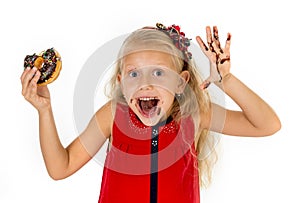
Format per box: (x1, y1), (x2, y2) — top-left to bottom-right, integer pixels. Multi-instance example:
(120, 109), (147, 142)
(1, 0), (299, 202)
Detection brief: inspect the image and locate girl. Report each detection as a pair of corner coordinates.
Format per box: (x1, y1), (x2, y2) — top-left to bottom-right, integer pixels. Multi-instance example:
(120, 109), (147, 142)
(20, 23), (281, 203)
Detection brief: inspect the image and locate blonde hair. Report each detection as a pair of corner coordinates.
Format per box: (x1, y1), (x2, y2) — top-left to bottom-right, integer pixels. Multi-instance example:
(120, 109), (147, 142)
(107, 28), (217, 188)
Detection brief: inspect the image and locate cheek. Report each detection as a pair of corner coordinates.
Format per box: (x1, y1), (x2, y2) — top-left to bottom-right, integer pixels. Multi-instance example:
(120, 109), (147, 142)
(119, 77), (135, 103)
(160, 90), (175, 106)
(121, 84), (137, 103)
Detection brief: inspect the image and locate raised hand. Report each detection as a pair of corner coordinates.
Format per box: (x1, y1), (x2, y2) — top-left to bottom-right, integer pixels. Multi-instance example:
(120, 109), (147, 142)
(196, 26), (231, 89)
(21, 67), (51, 112)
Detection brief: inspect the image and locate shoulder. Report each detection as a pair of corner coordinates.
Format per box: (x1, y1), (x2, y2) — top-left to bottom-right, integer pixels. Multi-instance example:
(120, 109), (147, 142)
(94, 100), (114, 138)
(95, 100), (113, 115)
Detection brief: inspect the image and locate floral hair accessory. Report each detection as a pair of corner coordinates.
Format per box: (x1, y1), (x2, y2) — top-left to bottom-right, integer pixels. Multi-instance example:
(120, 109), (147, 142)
(156, 23), (192, 61)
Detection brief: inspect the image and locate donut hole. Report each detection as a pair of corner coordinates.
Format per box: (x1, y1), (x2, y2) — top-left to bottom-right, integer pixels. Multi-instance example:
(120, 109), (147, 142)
(34, 56), (44, 70)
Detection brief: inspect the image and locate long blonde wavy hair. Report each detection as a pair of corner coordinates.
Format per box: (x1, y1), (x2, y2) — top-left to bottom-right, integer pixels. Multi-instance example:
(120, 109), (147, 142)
(106, 28), (218, 188)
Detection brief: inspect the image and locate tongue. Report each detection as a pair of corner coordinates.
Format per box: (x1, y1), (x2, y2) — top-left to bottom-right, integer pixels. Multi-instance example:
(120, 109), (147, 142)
(140, 100), (156, 114)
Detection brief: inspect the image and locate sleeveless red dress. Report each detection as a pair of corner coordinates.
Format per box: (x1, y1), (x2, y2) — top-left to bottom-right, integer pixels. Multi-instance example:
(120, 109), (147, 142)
(98, 104), (200, 203)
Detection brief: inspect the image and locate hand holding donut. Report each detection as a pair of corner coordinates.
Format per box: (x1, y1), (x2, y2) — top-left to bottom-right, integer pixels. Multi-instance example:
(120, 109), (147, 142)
(196, 26), (231, 89)
(21, 48), (62, 111)
(21, 67), (51, 111)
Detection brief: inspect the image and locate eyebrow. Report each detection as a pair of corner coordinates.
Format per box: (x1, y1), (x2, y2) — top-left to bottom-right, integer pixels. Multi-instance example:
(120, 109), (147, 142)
(124, 63), (170, 69)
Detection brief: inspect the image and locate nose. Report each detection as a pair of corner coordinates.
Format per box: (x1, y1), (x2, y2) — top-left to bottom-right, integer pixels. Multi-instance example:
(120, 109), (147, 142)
(139, 84), (154, 90)
(138, 75), (153, 90)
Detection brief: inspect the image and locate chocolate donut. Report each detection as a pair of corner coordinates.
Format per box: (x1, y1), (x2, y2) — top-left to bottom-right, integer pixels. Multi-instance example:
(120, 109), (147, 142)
(24, 48), (62, 85)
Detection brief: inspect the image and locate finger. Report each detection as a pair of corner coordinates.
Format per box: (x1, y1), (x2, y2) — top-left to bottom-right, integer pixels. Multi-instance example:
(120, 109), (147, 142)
(200, 80), (211, 90)
(20, 67), (31, 82)
(27, 71), (41, 99)
(25, 67), (38, 83)
(200, 75), (215, 90)
(223, 33), (232, 54)
(196, 36), (209, 52)
(206, 26), (212, 43)
(22, 67), (38, 95)
(213, 26), (223, 54)
(213, 26), (219, 41)
(30, 70), (41, 85)
(206, 26), (213, 49)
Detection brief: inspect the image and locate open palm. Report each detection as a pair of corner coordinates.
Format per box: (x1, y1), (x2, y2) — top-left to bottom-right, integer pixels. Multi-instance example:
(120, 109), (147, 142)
(196, 26), (231, 89)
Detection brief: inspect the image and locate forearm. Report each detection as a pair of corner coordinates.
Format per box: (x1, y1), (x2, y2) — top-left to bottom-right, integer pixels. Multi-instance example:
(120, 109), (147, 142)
(38, 106), (69, 179)
(215, 73), (281, 133)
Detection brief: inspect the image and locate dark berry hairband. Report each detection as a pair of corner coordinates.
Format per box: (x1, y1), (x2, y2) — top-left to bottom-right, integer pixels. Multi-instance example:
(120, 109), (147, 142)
(156, 23), (192, 61)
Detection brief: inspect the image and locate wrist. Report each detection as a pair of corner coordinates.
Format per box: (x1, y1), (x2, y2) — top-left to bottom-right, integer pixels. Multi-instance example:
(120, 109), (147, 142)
(37, 104), (52, 116)
(214, 73), (233, 90)
(221, 73), (233, 83)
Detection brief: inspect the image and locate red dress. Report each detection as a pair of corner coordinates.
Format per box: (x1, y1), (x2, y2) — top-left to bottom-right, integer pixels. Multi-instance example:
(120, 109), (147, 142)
(98, 104), (200, 203)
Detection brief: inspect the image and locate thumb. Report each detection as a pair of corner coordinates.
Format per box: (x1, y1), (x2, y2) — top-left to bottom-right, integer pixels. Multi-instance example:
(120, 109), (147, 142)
(200, 76), (215, 90)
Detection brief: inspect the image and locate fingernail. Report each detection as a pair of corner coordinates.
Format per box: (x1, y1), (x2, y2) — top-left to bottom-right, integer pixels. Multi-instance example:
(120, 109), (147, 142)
(32, 67), (37, 71)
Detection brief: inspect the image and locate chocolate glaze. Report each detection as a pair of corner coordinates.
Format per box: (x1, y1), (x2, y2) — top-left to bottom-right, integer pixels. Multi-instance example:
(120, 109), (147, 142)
(227, 34), (231, 41)
(24, 48), (59, 84)
(24, 54), (38, 69)
(220, 57), (230, 64)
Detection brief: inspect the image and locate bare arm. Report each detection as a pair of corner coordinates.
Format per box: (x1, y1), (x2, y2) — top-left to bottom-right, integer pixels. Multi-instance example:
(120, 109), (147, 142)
(21, 67), (111, 180)
(196, 26), (281, 136)
(203, 74), (281, 137)
(38, 102), (111, 180)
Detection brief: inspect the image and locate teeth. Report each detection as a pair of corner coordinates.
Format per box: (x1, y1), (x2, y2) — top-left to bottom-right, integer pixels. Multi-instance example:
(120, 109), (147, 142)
(138, 97), (156, 101)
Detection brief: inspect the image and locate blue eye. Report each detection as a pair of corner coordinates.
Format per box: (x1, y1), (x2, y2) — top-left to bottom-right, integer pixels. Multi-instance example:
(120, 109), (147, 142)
(129, 70), (138, 77)
(153, 69), (163, 77)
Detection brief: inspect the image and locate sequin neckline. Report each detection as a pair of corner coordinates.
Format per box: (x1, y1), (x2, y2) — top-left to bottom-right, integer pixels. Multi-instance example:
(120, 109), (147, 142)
(121, 104), (179, 135)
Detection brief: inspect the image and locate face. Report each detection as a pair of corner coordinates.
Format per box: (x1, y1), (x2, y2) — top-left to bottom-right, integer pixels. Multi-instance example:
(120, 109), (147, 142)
(118, 50), (189, 126)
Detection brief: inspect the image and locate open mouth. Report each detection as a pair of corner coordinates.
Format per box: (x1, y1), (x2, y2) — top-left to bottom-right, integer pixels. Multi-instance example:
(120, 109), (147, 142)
(137, 97), (161, 117)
